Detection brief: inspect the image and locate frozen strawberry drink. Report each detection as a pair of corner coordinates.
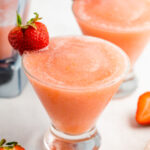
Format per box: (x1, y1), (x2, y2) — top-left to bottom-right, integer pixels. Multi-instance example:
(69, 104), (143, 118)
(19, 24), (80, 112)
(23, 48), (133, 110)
(23, 36), (130, 149)
(73, 0), (150, 98)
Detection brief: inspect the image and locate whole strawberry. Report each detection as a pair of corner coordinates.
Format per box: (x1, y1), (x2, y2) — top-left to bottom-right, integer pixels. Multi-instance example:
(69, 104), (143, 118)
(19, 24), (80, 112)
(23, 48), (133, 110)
(0, 139), (25, 150)
(8, 12), (49, 55)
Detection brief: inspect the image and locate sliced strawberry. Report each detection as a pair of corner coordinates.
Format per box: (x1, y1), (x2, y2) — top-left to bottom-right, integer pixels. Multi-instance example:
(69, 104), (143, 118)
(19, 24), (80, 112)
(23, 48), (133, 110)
(136, 92), (150, 125)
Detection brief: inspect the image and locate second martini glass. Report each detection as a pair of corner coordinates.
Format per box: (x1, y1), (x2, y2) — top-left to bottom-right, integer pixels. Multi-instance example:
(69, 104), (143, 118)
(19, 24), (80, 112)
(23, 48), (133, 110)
(23, 36), (130, 150)
(72, 0), (150, 98)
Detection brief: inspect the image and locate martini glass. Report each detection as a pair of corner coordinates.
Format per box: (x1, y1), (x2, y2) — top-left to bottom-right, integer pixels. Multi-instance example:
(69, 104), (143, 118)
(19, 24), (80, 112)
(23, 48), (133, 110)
(23, 36), (130, 150)
(72, 0), (150, 98)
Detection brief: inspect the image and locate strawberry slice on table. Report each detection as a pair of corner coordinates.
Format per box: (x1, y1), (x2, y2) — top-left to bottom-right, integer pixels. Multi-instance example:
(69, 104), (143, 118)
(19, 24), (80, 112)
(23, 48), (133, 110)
(0, 139), (25, 150)
(136, 92), (150, 125)
(8, 12), (49, 55)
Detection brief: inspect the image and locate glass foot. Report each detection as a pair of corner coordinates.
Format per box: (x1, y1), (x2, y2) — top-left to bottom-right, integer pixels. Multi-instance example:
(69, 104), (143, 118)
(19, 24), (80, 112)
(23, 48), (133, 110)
(114, 70), (138, 99)
(43, 125), (101, 150)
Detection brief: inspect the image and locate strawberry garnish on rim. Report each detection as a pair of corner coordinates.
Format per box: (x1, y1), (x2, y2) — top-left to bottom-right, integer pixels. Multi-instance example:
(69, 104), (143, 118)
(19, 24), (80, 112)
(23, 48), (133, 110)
(8, 12), (49, 55)
(0, 139), (25, 150)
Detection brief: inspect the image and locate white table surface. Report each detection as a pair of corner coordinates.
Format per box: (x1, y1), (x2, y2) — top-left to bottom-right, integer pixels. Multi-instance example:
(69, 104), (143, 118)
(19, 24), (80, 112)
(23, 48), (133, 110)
(0, 0), (150, 150)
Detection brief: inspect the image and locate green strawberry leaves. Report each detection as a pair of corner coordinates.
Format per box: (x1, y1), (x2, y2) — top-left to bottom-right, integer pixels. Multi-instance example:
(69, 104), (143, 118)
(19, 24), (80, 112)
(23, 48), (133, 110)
(17, 12), (42, 30)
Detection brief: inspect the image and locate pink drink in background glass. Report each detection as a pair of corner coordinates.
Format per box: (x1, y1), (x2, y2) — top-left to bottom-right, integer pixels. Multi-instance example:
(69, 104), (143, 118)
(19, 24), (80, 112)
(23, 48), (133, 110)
(23, 36), (130, 149)
(73, 0), (150, 65)
(0, 0), (18, 60)
(72, 0), (150, 98)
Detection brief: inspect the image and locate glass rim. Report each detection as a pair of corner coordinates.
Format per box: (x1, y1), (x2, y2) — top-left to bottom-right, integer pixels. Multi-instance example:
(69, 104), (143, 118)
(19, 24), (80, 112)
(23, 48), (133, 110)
(22, 35), (130, 92)
(72, 2), (150, 33)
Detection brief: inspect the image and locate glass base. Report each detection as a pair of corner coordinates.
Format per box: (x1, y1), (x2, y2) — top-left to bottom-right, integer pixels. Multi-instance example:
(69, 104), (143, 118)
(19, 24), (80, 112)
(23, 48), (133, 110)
(43, 125), (101, 150)
(114, 70), (138, 99)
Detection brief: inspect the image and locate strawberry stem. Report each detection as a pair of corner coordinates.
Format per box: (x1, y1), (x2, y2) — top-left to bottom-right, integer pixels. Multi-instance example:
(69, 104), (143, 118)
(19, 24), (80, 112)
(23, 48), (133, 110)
(17, 12), (22, 27)
(26, 12), (42, 29)
(6, 142), (18, 146)
(16, 12), (42, 30)
(0, 139), (6, 147)
(27, 12), (42, 25)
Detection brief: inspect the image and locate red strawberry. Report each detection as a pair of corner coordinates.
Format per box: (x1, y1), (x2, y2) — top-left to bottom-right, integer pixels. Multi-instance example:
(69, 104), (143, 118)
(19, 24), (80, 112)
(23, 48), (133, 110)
(0, 139), (25, 150)
(8, 12), (49, 55)
(136, 92), (150, 125)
